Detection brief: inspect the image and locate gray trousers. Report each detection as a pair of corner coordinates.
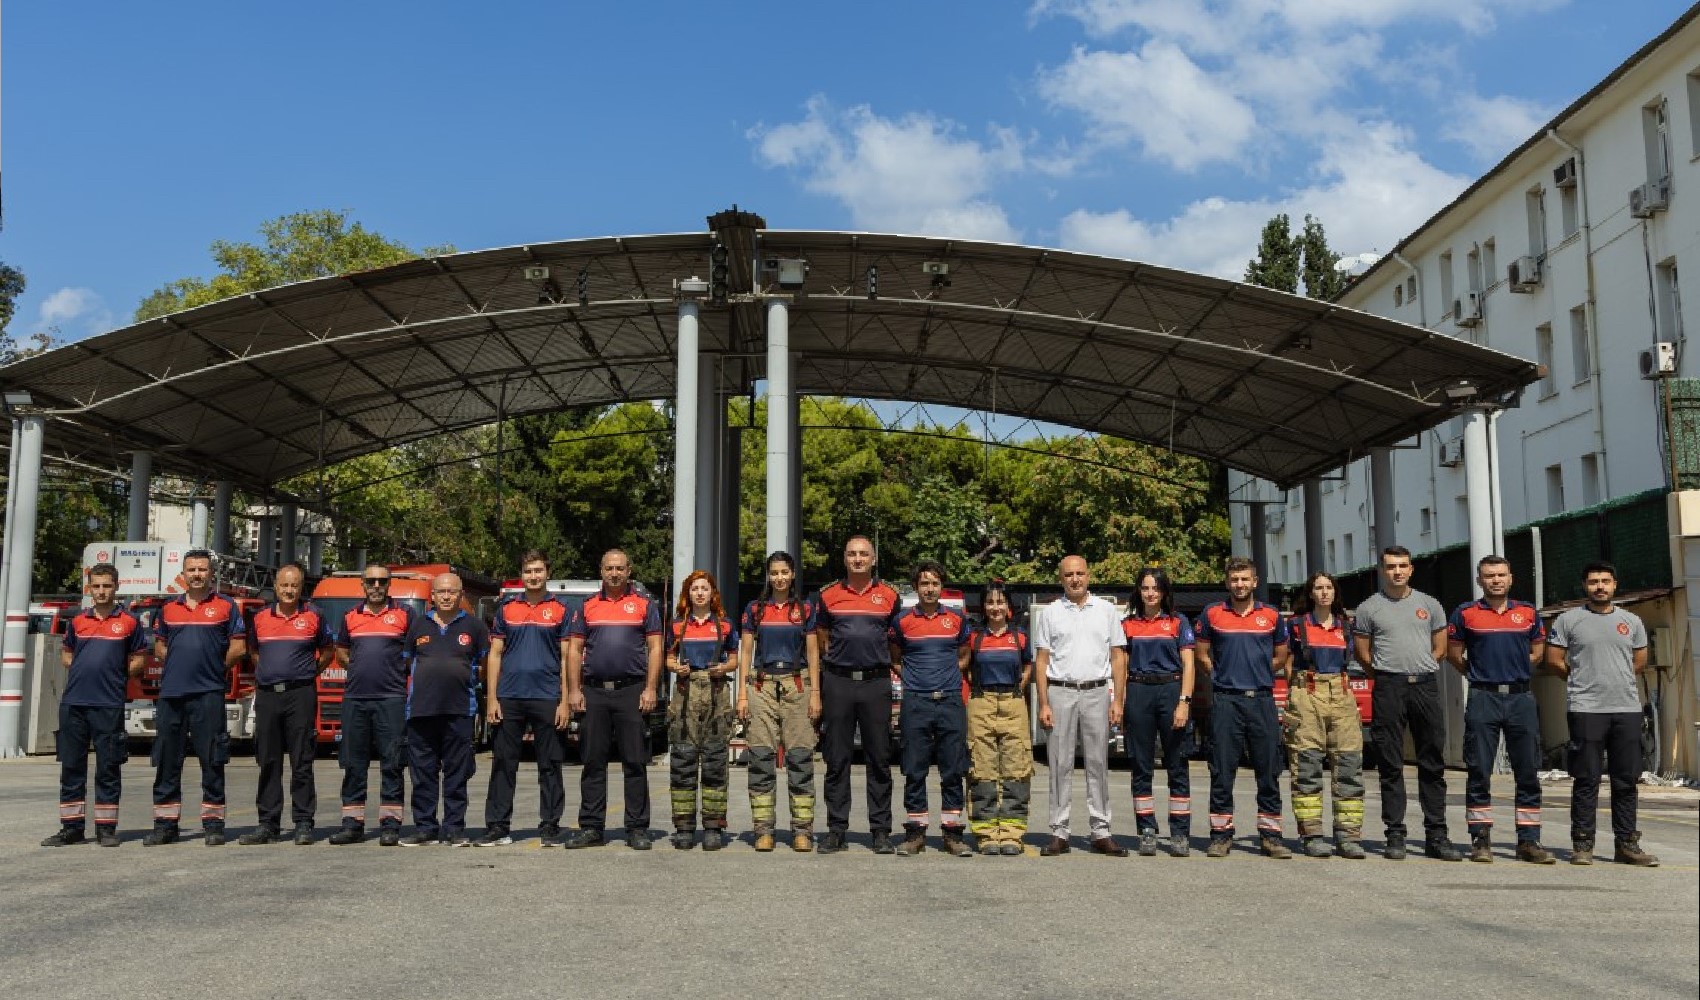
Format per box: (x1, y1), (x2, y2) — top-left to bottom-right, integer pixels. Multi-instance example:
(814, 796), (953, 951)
(1047, 684), (1112, 838)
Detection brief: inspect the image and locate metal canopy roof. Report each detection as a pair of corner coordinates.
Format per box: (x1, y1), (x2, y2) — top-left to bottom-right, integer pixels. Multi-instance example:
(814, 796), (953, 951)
(0, 227), (1540, 491)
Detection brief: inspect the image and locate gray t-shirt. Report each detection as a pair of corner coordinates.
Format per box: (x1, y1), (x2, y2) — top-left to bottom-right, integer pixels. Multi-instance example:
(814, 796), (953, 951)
(1547, 606), (1647, 715)
(1351, 589), (1448, 675)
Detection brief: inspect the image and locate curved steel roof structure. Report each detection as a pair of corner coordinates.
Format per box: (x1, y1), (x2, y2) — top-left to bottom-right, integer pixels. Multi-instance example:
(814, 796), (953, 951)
(0, 219), (1540, 490)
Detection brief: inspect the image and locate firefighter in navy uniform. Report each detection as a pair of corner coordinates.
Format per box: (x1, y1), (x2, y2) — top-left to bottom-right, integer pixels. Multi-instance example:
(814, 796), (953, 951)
(41, 562), (146, 848)
(1119, 567), (1197, 858)
(329, 564), (417, 847)
(964, 582), (1034, 856)
(239, 564), (335, 846)
(1447, 555), (1553, 864)
(400, 573), (490, 846)
(665, 570), (739, 850)
(147, 549), (246, 846)
(889, 560), (974, 857)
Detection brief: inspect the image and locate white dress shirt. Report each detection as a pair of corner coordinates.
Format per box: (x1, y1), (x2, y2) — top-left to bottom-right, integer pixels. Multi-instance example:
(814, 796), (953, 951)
(1032, 593), (1120, 682)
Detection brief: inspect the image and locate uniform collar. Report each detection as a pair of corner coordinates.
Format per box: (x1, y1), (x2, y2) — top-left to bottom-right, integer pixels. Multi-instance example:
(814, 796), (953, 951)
(268, 603), (309, 620)
(355, 599), (397, 617)
(1221, 600), (1267, 618)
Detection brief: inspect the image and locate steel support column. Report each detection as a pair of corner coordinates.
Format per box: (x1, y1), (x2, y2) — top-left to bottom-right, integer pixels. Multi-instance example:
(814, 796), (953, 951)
(765, 299), (792, 557)
(1462, 407), (1501, 576)
(0, 420), (21, 621)
(211, 481), (234, 554)
(789, 356), (803, 565)
(307, 533), (325, 577)
(672, 300), (702, 603)
(719, 425), (743, 602)
(190, 497), (211, 550)
(0, 415), (46, 756)
(693, 349), (720, 575)
(258, 514), (278, 568)
(1370, 447), (1396, 557)
(127, 451), (152, 542)
(1248, 502), (1270, 603)
(1303, 480), (1324, 575)
(280, 504), (299, 567)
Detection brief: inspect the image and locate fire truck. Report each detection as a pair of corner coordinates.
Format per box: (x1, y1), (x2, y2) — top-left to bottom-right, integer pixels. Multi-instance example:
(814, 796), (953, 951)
(310, 564), (499, 747)
(83, 542), (273, 743)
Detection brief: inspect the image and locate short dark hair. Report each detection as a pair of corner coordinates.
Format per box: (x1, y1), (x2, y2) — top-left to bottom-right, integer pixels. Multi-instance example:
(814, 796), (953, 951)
(519, 549), (549, 571)
(183, 548), (213, 566)
(1381, 545), (1412, 562)
(1476, 554), (1510, 571)
(1225, 556), (1257, 576)
(87, 562), (119, 585)
(1582, 561), (1618, 580)
(912, 560), (946, 586)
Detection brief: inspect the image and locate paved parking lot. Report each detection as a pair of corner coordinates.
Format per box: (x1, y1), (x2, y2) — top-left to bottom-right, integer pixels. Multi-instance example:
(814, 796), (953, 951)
(1, 752), (1694, 1000)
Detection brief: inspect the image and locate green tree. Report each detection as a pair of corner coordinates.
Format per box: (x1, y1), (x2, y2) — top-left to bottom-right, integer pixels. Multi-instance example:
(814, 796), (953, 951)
(136, 209), (452, 320)
(0, 259), (24, 338)
(1244, 214), (1298, 294)
(1298, 214), (1343, 301)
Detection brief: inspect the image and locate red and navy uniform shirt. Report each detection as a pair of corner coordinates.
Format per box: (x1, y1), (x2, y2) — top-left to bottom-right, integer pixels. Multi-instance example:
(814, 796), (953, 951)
(815, 579), (902, 668)
(1194, 601), (1288, 692)
(156, 593), (245, 697)
(249, 603), (334, 686)
(1121, 612), (1195, 677)
(890, 605), (970, 693)
(492, 594), (573, 700)
(741, 598), (817, 670)
(968, 626), (1030, 688)
(406, 610), (490, 719)
(571, 588), (662, 681)
(1288, 614), (1350, 675)
(1447, 599), (1544, 684)
(669, 614), (739, 671)
(336, 601), (416, 700)
(62, 606), (146, 708)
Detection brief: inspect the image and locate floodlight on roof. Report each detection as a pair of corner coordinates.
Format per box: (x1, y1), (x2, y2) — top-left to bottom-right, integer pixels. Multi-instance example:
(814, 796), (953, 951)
(2, 390), (32, 407)
(1442, 379), (1479, 402)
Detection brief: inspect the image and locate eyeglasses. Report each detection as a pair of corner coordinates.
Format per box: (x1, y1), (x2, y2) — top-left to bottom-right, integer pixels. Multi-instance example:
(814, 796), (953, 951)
(362, 578), (391, 585)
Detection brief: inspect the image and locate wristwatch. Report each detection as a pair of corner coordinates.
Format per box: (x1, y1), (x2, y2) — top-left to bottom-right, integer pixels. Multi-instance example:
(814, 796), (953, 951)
(1179, 695), (1193, 704)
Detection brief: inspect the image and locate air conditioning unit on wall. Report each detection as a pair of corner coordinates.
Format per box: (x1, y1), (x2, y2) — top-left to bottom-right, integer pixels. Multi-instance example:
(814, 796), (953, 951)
(1553, 158), (1578, 189)
(1437, 437), (1464, 467)
(1454, 292), (1483, 327)
(1630, 177), (1671, 218)
(1508, 256), (1541, 292)
(1640, 341), (1677, 378)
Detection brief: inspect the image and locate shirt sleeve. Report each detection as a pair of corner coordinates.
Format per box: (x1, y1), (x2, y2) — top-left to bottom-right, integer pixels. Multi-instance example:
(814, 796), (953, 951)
(473, 620), (492, 661)
(1427, 597), (1448, 632)
(127, 617), (147, 655)
(741, 602), (759, 635)
(1546, 613), (1570, 649)
(813, 592), (832, 630)
(567, 603), (587, 640)
(1032, 604), (1052, 652)
(556, 601), (574, 641)
(954, 613), (971, 647)
(1630, 614), (1649, 650)
(313, 610), (334, 650)
(721, 619), (740, 660)
(1176, 616), (1196, 650)
(1272, 613), (1290, 646)
(225, 601), (245, 644)
(886, 587), (904, 630)
(1527, 607), (1546, 643)
(1194, 608), (1214, 643)
(333, 610), (351, 648)
(62, 625), (79, 655)
(1018, 628), (1034, 665)
(1350, 603), (1373, 639)
(889, 612), (907, 653)
(490, 601), (510, 641)
(1446, 605), (1466, 642)
(801, 598), (819, 632)
(643, 598), (662, 637)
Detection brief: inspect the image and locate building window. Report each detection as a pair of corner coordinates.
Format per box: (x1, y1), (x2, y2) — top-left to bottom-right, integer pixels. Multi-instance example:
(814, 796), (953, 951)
(1545, 464), (1565, 515)
(1419, 507), (1432, 535)
(1559, 182), (1579, 238)
(1526, 188), (1547, 259)
(1536, 323), (1556, 397)
(1483, 239), (1497, 287)
(1342, 533), (1354, 570)
(1280, 554), (1290, 582)
(1455, 497), (1469, 541)
(1326, 539), (1337, 574)
(1406, 275), (1417, 304)
(1466, 247), (1483, 293)
(1394, 284), (1403, 307)
(1644, 98), (1672, 185)
(1688, 71), (1700, 157)
(1656, 259), (1683, 343)
(1570, 306), (1591, 384)
(1439, 251), (1455, 314)
(1581, 454), (1602, 507)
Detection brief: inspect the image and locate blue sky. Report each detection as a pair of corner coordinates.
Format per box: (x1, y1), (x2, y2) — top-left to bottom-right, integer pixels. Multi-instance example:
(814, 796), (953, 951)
(3, 0), (1693, 345)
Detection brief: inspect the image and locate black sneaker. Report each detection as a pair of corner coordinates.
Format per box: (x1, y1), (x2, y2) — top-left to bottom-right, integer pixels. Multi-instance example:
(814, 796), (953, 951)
(562, 828), (605, 849)
(292, 823), (315, 846)
(474, 829), (513, 847)
(870, 831), (895, 855)
(628, 829), (653, 851)
(1383, 833), (1407, 860)
(377, 829), (401, 847)
(444, 834), (473, 847)
(41, 827), (86, 847)
(204, 829), (227, 847)
(238, 826), (279, 846)
(817, 832), (848, 854)
(398, 832), (435, 847)
(1424, 837), (1463, 862)
(328, 827), (366, 846)
(538, 824), (563, 847)
(96, 828), (121, 848)
(143, 826), (180, 847)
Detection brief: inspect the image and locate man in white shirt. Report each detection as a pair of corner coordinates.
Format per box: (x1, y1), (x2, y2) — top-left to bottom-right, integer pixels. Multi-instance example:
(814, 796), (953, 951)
(1033, 555), (1128, 857)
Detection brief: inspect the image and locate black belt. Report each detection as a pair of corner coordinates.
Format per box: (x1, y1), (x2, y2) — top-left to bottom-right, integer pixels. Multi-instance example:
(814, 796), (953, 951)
(1047, 677), (1107, 690)
(825, 664), (888, 681)
(757, 662), (801, 676)
(261, 678), (315, 694)
(587, 676), (643, 691)
(1384, 672), (1436, 685)
(1470, 680), (1530, 695)
(1129, 673), (1180, 685)
(975, 684), (1019, 694)
(1214, 687), (1272, 698)
(905, 690), (959, 701)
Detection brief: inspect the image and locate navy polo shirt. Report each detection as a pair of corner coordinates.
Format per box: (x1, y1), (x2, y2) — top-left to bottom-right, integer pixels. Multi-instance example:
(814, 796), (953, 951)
(1448, 599), (1545, 684)
(969, 626), (1030, 687)
(1195, 601), (1288, 692)
(156, 593), (245, 698)
(890, 605), (970, 693)
(1289, 614), (1351, 675)
(1121, 612), (1195, 676)
(741, 598), (816, 668)
(407, 610), (490, 719)
(492, 594), (573, 700)
(815, 579), (902, 668)
(62, 606), (146, 708)
(572, 588), (661, 681)
(669, 614), (739, 670)
(336, 601), (416, 700)
(250, 603), (333, 685)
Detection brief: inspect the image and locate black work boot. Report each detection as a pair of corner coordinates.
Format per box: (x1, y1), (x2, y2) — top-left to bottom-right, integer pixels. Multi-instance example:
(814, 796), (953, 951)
(40, 827), (86, 847)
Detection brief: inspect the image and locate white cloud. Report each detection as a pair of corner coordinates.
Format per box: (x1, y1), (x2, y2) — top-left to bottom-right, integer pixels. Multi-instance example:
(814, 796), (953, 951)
(751, 99), (1030, 242)
(1442, 93), (1554, 162)
(1057, 122), (1469, 277)
(38, 287), (116, 339)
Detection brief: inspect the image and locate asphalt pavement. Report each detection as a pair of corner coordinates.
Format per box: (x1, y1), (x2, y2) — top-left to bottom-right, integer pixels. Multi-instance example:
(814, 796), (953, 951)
(0, 751), (1694, 1000)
